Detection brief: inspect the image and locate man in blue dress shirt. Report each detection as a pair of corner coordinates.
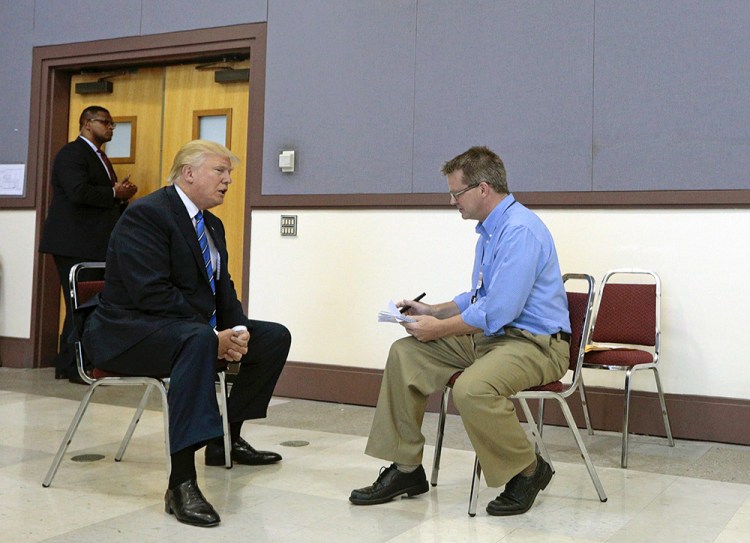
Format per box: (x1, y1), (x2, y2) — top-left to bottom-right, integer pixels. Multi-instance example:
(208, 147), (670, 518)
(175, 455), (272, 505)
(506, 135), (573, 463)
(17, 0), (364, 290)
(350, 146), (571, 516)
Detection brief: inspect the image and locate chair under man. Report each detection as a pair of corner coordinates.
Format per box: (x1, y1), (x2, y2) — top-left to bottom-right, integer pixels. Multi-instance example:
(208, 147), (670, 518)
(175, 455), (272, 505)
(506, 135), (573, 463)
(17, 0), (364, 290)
(430, 273), (607, 516)
(43, 262), (232, 488)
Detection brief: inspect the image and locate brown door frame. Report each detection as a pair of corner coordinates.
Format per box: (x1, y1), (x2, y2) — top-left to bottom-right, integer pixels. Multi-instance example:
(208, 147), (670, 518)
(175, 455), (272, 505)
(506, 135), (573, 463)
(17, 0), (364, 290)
(21, 23), (266, 369)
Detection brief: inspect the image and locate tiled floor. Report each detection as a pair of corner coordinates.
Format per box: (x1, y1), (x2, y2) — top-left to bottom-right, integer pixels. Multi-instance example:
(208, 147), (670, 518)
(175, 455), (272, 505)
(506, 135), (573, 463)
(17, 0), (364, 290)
(1, 367), (749, 542)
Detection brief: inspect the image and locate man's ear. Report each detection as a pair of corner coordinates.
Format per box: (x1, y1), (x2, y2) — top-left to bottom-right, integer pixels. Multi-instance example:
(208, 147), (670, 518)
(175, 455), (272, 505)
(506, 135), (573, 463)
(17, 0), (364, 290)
(181, 164), (192, 183)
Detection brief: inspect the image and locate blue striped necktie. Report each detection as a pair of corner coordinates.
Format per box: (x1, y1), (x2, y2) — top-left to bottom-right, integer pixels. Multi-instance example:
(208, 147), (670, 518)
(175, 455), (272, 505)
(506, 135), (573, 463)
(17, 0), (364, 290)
(195, 211), (217, 328)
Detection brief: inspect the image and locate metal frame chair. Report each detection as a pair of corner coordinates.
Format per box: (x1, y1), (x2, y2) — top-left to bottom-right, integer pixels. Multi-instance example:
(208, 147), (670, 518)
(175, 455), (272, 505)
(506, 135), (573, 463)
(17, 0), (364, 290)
(430, 273), (606, 516)
(43, 262), (232, 488)
(580, 268), (674, 468)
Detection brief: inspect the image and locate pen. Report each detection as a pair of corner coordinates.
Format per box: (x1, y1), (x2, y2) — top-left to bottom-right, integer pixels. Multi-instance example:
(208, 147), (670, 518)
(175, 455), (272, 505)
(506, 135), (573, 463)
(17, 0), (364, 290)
(399, 292), (426, 313)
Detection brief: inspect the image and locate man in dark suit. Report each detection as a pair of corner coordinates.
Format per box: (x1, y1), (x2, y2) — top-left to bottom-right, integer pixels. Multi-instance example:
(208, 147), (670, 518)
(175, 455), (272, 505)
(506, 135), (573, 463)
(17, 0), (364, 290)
(82, 140), (290, 527)
(39, 105), (138, 382)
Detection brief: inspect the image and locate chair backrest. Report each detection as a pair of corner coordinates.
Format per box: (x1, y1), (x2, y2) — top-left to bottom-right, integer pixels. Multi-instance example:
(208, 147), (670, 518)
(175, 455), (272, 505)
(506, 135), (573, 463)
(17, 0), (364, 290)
(589, 269), (660, 348)
(563, 273), (596, 382)
(69, 262), (106, 312)
(68, 262), (106, 382)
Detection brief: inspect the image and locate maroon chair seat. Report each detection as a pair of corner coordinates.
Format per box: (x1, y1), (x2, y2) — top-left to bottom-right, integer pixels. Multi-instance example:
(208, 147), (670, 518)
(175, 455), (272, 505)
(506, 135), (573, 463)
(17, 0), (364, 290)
(583, 348), (654, 367)
(90, 368), (166, 380)
(526, 381), (566, 393)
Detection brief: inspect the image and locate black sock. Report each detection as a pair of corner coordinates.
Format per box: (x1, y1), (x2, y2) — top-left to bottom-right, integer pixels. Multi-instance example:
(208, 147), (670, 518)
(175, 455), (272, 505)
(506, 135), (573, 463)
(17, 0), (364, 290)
(230, 421), (243, 444)
(168, 447), (196, 489)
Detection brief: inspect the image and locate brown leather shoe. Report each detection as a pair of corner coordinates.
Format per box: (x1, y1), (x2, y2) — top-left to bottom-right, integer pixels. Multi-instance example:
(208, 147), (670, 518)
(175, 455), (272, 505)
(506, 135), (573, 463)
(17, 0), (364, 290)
(164, 479), (220, 527)
(486, 454), (553, 516)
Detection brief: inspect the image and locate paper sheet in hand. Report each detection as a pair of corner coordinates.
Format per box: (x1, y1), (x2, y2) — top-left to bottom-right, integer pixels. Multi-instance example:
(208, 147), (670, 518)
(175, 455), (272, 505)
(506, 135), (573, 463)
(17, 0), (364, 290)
(378, 300), (416, 323)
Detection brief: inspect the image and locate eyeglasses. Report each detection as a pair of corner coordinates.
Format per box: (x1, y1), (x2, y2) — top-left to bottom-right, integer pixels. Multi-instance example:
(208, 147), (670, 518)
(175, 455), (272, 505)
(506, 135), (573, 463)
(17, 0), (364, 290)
(89, 118), (116, 128)
(448, 182), (480, 201)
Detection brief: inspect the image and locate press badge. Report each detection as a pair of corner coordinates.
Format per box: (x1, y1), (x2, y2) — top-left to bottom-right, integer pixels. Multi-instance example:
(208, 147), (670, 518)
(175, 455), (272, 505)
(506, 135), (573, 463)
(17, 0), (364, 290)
(471, 270), (483, 304)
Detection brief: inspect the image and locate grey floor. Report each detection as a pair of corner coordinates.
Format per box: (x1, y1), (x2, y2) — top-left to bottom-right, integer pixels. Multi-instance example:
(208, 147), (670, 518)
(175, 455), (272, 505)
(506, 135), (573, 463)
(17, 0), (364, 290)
(2, 367), (749, 542)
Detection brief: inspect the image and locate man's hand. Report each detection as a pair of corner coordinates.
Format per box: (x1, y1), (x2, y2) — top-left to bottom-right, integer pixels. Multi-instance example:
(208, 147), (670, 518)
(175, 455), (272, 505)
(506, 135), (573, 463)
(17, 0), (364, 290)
(402, 313), (482, 343)
(397, 299), (431, 316)
(217, 328), (250, 361)
(401, 315), (444, 342)
(114, 175), (138, 201)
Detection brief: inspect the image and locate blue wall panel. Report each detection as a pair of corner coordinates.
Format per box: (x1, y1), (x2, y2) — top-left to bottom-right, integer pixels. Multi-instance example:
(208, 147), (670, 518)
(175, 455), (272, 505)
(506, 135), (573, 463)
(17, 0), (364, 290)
(1, 1), (748, 196)
(141, 0), (266, 34)
(262, 0), (418, 195)
(413, 1), (595, 193)
(0, 3), (34, 162)
(593, 1), (750, 191)
(34, 0), (143, 45)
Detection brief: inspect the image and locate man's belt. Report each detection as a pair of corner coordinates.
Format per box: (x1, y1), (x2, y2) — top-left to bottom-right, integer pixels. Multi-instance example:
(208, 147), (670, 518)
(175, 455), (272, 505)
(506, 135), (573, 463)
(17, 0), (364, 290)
(551, 331), (571, 342)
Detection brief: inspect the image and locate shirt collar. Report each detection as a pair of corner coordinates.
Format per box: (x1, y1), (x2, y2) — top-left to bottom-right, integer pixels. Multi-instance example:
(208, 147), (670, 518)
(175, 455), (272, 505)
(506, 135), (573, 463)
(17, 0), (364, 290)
(476, 193), (516, 236)
(78, 135), (100, 153)
(174, 183), (200, 220)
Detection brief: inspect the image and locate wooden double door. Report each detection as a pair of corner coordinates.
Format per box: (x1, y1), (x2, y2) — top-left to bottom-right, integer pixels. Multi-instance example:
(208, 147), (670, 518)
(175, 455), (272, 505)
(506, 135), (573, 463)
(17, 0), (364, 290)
(68, 61), (250, 295)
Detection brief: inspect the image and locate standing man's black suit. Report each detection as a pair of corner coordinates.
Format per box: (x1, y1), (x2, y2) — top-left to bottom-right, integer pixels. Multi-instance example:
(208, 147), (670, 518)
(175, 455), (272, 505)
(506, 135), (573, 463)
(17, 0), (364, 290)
(81, 140), (290, 527)
(39, 106), (137, 381)
(39, 137), (122, 259)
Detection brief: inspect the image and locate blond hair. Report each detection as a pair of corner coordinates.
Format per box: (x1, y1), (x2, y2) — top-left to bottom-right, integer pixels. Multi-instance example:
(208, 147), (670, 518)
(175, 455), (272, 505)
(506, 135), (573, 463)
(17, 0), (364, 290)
(167, 140), (240, 185)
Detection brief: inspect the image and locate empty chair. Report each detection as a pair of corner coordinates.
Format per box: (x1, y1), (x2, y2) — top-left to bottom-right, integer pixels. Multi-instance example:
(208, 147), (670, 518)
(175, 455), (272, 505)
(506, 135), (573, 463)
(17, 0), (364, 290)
(43, 262), (231, 488)
(580, 268), (674, 468)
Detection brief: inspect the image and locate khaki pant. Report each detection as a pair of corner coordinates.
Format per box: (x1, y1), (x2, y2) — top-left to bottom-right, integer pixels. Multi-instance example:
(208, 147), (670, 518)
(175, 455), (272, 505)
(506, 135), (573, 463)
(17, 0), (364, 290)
(365, 328), (569, 487)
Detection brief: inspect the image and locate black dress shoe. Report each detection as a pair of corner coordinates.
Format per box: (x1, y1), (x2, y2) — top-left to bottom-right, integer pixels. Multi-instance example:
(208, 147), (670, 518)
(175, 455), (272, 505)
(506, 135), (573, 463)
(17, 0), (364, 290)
(486, 454), (553, 516)
(55, 368), (68, 380)
(164, 479), (220, 527)
(349, 464), (429, 505)
(68, 373), (87, 385)
(205, 436), (282, 466)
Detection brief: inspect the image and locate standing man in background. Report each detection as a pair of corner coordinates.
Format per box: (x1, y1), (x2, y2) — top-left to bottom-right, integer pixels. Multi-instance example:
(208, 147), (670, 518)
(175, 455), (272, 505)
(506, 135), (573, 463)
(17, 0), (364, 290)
(39, 105), (137, 383)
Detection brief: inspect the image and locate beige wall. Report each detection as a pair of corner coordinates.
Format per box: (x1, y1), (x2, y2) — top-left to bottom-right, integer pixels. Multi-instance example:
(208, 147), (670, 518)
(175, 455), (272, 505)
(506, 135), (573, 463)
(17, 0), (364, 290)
(248, 207), (750, 400)
(0, 210), (36, 338)
(2, 206), (748, 401)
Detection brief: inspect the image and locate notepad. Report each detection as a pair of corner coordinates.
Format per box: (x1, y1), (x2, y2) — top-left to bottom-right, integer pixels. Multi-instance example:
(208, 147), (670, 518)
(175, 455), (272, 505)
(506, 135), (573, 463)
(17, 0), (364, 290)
(377, 300), (416, 323)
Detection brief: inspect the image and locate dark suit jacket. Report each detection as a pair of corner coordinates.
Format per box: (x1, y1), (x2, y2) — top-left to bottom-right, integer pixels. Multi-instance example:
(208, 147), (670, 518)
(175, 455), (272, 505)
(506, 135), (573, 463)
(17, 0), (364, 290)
(82, 185), (247, 366)
(39, 137), (122, 260)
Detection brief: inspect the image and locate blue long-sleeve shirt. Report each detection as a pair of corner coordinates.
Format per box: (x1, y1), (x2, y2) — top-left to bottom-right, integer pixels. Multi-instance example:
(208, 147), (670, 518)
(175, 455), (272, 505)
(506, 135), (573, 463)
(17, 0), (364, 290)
(453, 194), (570, 337)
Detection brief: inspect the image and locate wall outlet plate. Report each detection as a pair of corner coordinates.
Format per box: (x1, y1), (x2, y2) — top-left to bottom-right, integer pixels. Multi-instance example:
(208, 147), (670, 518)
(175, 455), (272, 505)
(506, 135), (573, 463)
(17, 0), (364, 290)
(280, 214), (297, 236)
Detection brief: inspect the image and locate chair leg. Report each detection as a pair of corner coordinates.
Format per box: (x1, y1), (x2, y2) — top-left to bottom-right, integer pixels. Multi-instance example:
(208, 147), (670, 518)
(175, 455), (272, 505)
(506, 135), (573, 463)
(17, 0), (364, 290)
(537, 399), (545, 439)
(652, 367), (675, 447)
(518, 399), (554, 472)
(621, 369), (633, 468)
(578, 373), (594, 435)
(217, 371), (232, 468)
(468, 455), (481, 517)
(115, 384), (153, 462)
(155, 382), (171, 478)
(430, 386), (451, 487)
(42, 384), (99, 487)
(558, 399), (607, 502)
(534, 399), (545, 454)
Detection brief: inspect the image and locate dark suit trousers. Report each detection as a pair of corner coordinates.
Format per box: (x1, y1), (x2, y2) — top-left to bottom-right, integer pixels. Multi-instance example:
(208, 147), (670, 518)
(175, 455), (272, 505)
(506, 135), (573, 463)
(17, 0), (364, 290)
(99, 321), (224, 454)
(228, 319), (291, 423)
(97, 319), (290, 454)
(52, 255), (81, 376)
